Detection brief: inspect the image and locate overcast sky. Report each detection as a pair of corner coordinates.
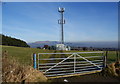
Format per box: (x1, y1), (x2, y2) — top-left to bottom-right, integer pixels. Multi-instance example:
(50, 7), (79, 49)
(2, 2), (118, 42)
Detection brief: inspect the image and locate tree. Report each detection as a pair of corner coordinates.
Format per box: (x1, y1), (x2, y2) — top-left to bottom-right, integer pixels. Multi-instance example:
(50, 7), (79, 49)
(43, 45), (49, 49)
(1, 34), (30, 47)
(37, 47), (41, 49)
(51, 46), (56, 50)
(82, 47), (88, 51)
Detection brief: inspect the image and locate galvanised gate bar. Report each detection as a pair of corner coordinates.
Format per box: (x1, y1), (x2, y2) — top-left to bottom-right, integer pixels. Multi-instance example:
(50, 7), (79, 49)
(36, 52), (106, 79)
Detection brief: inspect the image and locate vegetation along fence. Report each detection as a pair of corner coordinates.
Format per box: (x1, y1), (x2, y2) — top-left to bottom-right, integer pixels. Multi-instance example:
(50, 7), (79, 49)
(33, 51), (106, 79)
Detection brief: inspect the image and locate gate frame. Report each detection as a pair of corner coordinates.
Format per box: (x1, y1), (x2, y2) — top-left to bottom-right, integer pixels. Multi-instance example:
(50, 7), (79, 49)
(34, 51), (106, 79)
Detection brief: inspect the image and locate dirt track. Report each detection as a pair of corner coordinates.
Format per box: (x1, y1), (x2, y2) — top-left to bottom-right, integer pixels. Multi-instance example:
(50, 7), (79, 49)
(50, 73), (120, 83)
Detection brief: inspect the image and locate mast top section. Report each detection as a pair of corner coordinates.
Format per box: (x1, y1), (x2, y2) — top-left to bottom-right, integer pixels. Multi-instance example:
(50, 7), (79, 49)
(58, 7), (65, 13)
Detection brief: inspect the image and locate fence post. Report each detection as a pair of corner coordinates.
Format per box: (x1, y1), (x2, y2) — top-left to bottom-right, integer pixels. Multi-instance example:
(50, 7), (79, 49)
(104, 51), (108, 68)
(74, 54), (76, 73)
(33, 53), (37, 69)
(103, 51), (108, 68)
(116, 50), (119, 62)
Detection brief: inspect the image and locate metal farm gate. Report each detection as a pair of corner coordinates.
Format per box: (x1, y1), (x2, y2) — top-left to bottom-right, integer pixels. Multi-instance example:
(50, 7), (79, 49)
(37, 52), (105, 79)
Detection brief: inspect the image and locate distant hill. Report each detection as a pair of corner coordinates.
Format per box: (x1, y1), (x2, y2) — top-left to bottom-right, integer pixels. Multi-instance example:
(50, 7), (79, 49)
(28, 41), (118, 49)
(28, 41), (60, 48)
(1, 34), (30, 47)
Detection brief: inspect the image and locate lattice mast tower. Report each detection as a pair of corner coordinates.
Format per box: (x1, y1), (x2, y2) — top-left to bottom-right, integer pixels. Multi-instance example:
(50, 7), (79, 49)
(58, 7), (65, 44)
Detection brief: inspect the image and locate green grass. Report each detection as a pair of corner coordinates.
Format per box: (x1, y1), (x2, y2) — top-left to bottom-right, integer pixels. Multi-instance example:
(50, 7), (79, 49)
(1, 45), (118, 66)
(2, 45), (56, 66)
(107, 51), (118, 63)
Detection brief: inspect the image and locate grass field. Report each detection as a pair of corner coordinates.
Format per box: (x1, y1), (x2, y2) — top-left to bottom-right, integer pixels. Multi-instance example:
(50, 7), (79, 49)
(2, 45), (56, 66)
(1, 45), (119, 83)
(1, 45), (118, 66)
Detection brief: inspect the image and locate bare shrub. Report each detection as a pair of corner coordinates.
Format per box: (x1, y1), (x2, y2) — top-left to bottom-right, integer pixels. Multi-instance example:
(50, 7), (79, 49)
(107, 60), (120, 77)
(2, 50), (47, 82)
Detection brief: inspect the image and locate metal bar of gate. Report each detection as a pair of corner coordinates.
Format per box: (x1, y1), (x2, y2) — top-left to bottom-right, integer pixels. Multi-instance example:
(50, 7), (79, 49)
(38, 56), (103, 60)
(39, 62), (103, 70)
(39, 60), (103, 65)
(45, 70), (102, 77)
(38, 51), (103, 55)
(40, 65), (103, 72)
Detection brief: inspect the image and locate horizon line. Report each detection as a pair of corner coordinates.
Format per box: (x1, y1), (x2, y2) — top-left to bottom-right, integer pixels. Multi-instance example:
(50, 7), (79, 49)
(28, 40), (118, 43)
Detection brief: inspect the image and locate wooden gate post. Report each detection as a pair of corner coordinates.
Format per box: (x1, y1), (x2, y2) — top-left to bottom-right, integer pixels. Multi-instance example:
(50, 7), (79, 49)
(33, 53), (37, 69)
(103, 51), (108, 68)
(116, 50), (119, 62)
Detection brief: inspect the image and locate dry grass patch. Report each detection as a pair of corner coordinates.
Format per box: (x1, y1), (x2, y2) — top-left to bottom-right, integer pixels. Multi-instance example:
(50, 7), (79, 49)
(2, 51), (47, 83)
